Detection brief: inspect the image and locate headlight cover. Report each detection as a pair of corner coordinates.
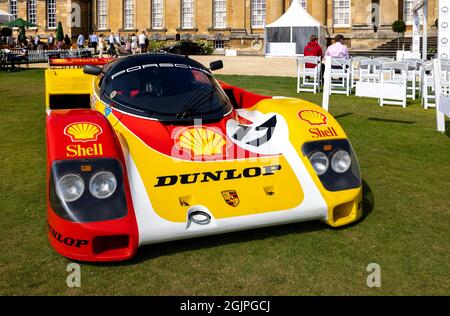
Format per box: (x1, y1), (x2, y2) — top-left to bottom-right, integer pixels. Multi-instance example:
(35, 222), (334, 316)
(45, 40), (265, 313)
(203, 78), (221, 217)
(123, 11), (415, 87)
(56, 174), (85, 202)
(309, 151), (329, 176)
(331, 150), (352, 173)
(89, 171), (117, 199)
(302, 139), (361, 192)
(50, 158), (127, 223)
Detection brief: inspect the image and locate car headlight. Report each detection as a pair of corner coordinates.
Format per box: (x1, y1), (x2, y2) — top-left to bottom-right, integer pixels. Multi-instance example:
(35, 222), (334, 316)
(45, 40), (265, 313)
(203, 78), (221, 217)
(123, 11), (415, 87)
(89, 171), (117, 199)
(56, 174), (85, 202)
(331, 150), (352, 173)
(309, 151), (329, 176)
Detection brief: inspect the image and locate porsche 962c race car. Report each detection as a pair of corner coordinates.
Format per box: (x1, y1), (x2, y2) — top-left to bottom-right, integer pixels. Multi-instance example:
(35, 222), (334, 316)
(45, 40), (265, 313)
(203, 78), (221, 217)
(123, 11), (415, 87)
(45, 54), (363, 262)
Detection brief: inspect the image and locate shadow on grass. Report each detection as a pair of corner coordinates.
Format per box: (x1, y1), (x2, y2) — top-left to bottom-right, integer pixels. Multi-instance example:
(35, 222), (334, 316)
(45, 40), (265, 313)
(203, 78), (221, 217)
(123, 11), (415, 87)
(368, 117), (415, 125)
(84, 179), (375, 267)
(445, 121), (450, 138)
(334, 112), (354, 119)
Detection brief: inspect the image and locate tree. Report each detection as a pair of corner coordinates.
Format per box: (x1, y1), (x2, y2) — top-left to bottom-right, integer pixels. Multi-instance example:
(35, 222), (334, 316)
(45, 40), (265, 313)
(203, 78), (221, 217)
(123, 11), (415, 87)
(56, 21), (64, 42)
(392, 20), (407, 50)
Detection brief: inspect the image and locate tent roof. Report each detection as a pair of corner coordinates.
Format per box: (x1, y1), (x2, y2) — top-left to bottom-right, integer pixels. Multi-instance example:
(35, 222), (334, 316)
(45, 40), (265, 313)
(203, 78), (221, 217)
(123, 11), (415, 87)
(0, 10), (13, 24)
(265, 0), (321, 28)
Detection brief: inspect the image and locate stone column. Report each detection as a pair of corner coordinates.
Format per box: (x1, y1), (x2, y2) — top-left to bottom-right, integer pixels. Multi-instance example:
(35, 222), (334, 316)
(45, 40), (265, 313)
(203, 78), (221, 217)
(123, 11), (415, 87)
(310, 0), (327, 26)
(135, 0), (150, 32)
(197, 0), (212, 35)
(108, 0), (123, 32)
(379, 0), (399, 27)
(266, 0), (283, 25)
(165, 0), (180, 34)
(352, 0), (372, 27)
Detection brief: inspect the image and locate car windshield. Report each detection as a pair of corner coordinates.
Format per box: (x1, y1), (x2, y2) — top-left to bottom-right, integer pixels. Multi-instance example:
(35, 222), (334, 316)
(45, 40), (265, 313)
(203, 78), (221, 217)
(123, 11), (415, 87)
(101, 65), (232, 122)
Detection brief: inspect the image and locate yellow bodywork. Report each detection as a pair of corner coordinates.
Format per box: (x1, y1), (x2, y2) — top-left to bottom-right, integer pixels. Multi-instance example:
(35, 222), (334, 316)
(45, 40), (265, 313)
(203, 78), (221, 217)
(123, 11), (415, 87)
(45, 69), (93, 109)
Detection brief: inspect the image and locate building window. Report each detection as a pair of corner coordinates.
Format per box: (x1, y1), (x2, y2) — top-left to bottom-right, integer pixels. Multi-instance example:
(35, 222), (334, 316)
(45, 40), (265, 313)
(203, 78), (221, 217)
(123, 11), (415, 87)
(152, 0), (164, 29)
(333, 0), (350, 26)
(251, 0), (266, 28)
(213, 0), (227, 29)
(214, 40), (224, 50)
(181, 0), (194, 29)
(9, 0), (18, 19)
(98, 0), (108, 30)
(300, 0), (307, 9)
(47, 0), (57, 29)
(27, 0), (37, 26)
(124, 0), (135, 29)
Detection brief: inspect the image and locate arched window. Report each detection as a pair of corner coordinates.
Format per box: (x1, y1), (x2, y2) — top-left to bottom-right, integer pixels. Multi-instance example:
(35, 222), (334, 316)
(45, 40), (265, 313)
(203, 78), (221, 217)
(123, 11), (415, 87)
(9, 0), (18, 19)
(124, 0), (135, 29)
(213, 0), (227, 29)
(47, 0), (57, 29)
(152, 0), (164, 29)
(27, 0), (37, 25)
(251, 0), (266, 28)
(98, 0), (108, 30)
(181, 0), (194, 29)
(333, 0), (350, 26)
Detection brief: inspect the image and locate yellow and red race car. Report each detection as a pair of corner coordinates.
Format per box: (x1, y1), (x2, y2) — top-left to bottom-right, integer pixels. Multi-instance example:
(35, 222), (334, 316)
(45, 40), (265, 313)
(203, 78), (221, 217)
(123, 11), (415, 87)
(45, 54), (362, 262)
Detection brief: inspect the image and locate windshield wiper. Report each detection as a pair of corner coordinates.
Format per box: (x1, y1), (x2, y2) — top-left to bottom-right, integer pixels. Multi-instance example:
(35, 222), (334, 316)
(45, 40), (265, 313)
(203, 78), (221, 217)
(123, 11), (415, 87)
(176, 87), (215, 119)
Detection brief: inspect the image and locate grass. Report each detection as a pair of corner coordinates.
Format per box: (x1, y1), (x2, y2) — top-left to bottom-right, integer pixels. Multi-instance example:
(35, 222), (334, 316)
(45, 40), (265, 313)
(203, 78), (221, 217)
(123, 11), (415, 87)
(0, 69), (449, 295)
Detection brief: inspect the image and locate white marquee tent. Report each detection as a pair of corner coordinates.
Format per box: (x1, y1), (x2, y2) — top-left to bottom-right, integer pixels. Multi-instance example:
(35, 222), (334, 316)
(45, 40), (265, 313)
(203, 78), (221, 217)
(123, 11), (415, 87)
(264, 0), (327, 57)
(0, 10), (13, 24)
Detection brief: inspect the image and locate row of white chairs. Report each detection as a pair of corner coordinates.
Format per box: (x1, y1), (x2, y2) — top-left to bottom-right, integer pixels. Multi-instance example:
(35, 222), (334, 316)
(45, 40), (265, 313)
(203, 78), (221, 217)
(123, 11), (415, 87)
(296, 56), (450, 108)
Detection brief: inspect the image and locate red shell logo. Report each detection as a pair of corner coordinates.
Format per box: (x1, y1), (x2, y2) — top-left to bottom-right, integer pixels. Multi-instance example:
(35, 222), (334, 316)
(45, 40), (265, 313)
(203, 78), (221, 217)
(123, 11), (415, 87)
(298, 110), (328, 126)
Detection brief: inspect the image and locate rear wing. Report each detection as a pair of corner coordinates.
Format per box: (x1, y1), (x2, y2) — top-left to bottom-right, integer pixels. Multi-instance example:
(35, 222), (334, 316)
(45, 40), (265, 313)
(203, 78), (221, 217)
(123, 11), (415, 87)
(48, 57), (115, 68)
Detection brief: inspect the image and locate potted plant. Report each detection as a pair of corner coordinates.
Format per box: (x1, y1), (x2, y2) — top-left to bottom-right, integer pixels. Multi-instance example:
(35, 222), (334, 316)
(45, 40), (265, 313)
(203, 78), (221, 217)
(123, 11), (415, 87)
(392, 20), (407, 50)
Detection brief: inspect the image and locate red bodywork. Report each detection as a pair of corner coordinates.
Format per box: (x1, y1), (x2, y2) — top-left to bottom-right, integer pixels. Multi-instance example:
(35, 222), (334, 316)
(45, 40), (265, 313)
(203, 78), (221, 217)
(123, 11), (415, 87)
(46, 81), (271, 262)
(46, 110), (139, 261)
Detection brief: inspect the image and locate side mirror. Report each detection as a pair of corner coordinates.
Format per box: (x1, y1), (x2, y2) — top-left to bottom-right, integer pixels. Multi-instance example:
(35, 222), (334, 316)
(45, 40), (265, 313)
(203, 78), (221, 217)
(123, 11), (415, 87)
(209, 60), (223, 71)
(83, 65), (102, 76)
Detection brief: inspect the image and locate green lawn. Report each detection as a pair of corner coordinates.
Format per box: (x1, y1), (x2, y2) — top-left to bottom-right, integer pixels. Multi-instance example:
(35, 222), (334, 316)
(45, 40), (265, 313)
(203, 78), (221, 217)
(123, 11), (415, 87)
(0, 69), (449, 295)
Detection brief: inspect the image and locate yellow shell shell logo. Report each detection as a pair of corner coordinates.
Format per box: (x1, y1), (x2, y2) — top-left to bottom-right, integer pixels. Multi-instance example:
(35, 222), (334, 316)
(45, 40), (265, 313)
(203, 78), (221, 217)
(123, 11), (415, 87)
(298, 110), (328, 126)
(176, 127), (227, 157)
(64, 122), (103, 142)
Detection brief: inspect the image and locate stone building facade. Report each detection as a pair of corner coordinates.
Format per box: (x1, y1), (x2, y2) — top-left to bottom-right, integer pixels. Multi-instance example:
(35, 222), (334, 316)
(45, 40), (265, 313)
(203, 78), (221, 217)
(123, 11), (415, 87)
(0, 0), (440, 51)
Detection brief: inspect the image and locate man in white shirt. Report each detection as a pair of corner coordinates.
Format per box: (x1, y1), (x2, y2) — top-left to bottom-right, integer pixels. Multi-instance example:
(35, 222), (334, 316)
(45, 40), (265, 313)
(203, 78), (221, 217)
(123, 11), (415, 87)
(108, 32), (117, 57)
(76, 33), (85, 49)
(138, 31), (147, 53)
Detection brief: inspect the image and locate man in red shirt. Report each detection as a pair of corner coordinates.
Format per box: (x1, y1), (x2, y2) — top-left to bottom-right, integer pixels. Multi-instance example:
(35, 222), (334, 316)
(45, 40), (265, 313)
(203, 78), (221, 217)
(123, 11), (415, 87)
(303, 35), (324, 78)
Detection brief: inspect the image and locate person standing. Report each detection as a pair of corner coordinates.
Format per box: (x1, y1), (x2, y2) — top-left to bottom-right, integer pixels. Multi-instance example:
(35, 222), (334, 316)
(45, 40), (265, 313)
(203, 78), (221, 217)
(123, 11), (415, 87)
(138, 31), (147, 53)
(89, 32), (98, 54)
(98, 34), (105, 58)
(47, 33), (54, 48)
(115, 32), (121, 47)
(77, 33), (85, 49)
(34, 34), (40, 50)
(325, 34), (349, 59)
(131, 33), (138, 54)
(64, 34), (71, 48)
(108, 32), (118, 57)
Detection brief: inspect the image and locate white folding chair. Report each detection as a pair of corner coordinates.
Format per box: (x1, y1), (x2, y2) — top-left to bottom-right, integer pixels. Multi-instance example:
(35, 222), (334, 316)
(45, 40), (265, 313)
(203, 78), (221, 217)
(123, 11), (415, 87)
(359, 59), (382, 84)
(374, 57), (395, 63)
(380, 62), (409, 108)
(351, 57), (370, 90)
(401, 59), (423, 100)
(296, 56), (322, 94)
(330, 58), (351, 96)
(421, 61), (436, 109)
